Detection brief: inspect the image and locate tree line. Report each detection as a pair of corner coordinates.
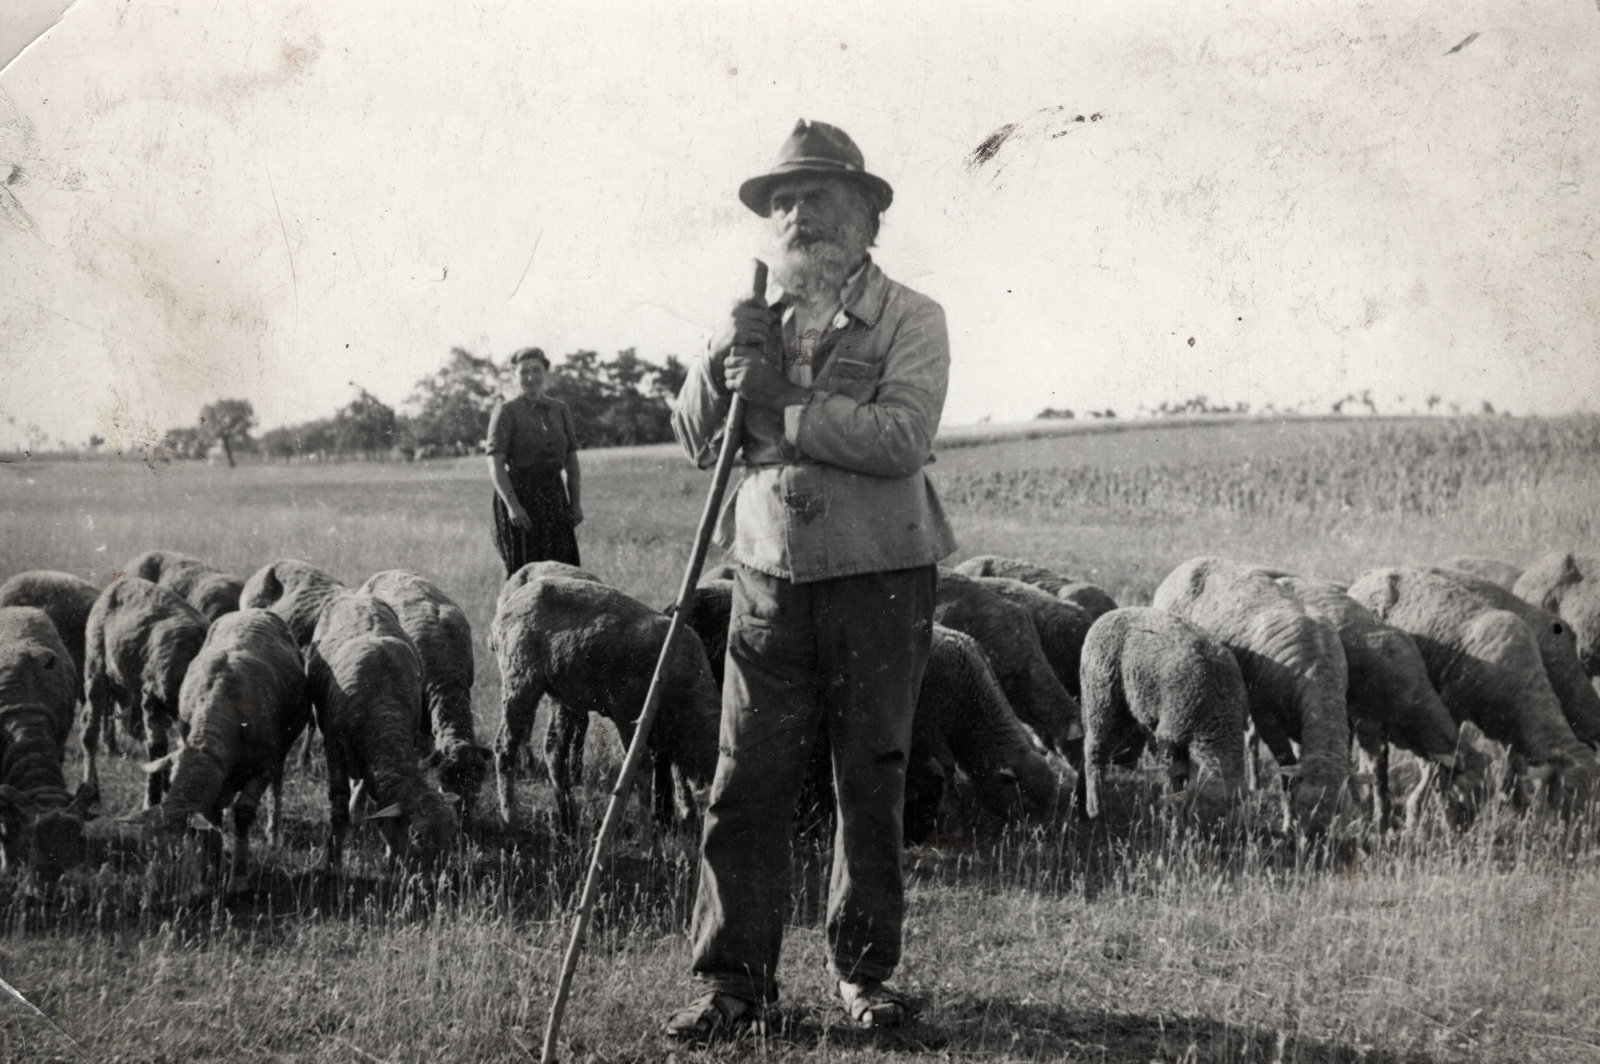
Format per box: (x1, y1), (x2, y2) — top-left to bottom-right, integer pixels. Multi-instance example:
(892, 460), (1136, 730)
(161, 347), (687, 464)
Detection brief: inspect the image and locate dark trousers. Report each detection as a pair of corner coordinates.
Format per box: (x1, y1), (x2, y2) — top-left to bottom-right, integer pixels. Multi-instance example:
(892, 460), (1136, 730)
(689, 563), (937, 1003)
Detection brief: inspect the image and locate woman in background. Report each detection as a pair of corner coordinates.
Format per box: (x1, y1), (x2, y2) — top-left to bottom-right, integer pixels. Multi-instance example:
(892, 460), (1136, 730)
(486, 347), (583, 576)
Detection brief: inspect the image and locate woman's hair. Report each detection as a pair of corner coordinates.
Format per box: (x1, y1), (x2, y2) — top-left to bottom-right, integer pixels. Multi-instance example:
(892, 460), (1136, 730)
(510, 346), (550, 369)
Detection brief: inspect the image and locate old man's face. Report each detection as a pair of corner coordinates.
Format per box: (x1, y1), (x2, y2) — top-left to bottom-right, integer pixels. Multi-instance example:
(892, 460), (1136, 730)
(765, 175), (876, 302)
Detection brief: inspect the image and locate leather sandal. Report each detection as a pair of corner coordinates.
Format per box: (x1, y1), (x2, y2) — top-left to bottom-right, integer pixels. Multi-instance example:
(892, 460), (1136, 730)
(663, 991), (766, 1042)
(838, 980), (912, 1029)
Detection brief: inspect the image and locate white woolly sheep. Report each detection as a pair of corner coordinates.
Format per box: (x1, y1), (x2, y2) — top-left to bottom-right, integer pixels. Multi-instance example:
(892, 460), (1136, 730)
(1152, 557), (1352, 832)
(1277, 575), (1487, 826)
(0, 570), (101, 690)
(359, 570), (491, 821)
(82, 577), (210, 809)
(1441, 556), (1523, 591)
(137, 609), (312, 877)
(1349, 566), (1598, 814)
(124, 549), (244, 623)
(491, 574), (722, 834)
(306, 592), (459, 870)
(1076, 607), (1248, 823)
(1515, 551), (1600, 680)
(239, 559), (347, 650)
(968, 576), (1096, 698)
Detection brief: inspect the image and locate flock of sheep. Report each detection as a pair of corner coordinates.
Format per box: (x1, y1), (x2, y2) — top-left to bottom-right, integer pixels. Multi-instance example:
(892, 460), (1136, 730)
(1, 545), (1598, 884)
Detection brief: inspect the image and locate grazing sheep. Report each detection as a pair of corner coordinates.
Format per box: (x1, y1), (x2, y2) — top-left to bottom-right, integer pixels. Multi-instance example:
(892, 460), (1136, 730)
(81, 578), (209, 808)
(1441, 556), (1523, 590)
(1348, 566), (1597, 813)
(1076, 607), (1248, 822)
(305, 592), (459, 870)
(496, 560), (603, 618)
(124, 550), (244, 623)
(0, 607), (96, 879)
(0, 608), (78, 751)
(239, 559), (346, 650)
(0, 570), (101, 688)
(1152, 557), (1352, 831)
(952, 555), (1117, 619)
(933, 570), (1083, 756)
(905, 625), (1061, 844)
(1514, 552), (1600, 679)
(358, 570), (491, 821)
(1277, 576), (1485, 826)
(137, 610), (312, 876)
(955, 555), (1077, 593)
(969, 576), (1096, 698)
(491, 574), (721, 834)
(1432, 568), (1600, 747)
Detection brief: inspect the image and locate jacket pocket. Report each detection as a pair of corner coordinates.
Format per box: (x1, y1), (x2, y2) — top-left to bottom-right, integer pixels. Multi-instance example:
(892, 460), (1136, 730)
(824, 356), (883, 401)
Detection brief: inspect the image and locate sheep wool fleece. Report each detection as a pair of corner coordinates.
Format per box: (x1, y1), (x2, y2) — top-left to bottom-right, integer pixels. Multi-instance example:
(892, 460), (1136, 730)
(689, 563), (936, 1003)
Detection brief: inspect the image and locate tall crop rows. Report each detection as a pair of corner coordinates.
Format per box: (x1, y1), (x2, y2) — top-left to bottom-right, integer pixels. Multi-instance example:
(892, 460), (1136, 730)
(935, 416), (1600, 521)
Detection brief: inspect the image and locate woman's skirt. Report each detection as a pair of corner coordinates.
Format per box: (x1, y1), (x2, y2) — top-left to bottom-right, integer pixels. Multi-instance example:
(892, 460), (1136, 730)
(493, 466), (580, 577)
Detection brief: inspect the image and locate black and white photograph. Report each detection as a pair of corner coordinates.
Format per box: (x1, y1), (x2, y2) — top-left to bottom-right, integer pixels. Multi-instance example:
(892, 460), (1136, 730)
(2, 1), (1598, 1060)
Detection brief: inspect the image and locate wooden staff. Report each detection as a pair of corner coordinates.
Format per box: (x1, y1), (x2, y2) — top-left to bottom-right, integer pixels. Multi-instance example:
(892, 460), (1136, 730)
(539, 258), (767, 1064)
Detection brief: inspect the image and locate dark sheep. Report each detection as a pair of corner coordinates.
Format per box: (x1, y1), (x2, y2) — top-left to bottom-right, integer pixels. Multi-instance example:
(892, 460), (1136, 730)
(1348, 566), (1597, 814)
(1514, 552), (1600, 680)
(0, 607), (96, 879)
(359, 570), (491, 821)
(1277, 576), (1487, 826)
(82, 578), (209, 808)
(137, 610), (312, 877)
(905, 625), (1061, 844)
(0, 570), (101, 691)
(1057, 582), (1120, 620)
(239, 559), (346, 650)
(491, 574), (722, 834)
(305, 592), (459, 870)
(933, 569), (1083, 756)
(1076, 607), (1248, 823)
(951, 555), (1117, 620)
(1152, 557), (1353, 831)
(124, 550), (244, 623)
(968, 576), (1096, 697)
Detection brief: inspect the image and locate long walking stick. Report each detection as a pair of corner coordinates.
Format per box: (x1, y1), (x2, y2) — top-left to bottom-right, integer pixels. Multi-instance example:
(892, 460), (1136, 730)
(539, 259), (767, 1064)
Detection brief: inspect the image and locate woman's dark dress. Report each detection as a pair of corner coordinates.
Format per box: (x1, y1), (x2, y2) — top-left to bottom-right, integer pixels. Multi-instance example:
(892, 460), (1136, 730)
(486, 394), (580, 576)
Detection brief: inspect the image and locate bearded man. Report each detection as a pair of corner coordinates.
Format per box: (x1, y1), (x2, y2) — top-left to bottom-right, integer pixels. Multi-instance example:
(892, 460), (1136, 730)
(666, 119), (957, 1039)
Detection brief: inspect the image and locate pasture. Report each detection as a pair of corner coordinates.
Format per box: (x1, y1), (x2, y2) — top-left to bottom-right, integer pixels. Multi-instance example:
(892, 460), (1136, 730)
(2, 415), (1599, 1063)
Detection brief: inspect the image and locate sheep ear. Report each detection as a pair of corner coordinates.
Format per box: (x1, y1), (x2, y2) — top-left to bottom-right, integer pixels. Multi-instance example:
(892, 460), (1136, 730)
(995, 767), (1018, 782)
(1278, 765), (1304, 779)
(367, 803), (406, 820)
(1064, 722), (1085, 742)
(187, 812), (222, 834)
(142, 754), (176, 775)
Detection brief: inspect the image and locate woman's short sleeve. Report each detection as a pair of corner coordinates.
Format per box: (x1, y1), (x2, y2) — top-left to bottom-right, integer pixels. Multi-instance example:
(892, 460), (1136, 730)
(559, 401), (579, 454)
(485, 399), (513, 456)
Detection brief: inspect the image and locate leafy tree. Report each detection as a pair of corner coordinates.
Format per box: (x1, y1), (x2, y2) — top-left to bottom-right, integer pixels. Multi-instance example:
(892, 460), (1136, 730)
(198, 398), (256, 468)
(162, 425), (204, 459)
(336, 388), (397, 457)
(406, 346), (506, 451)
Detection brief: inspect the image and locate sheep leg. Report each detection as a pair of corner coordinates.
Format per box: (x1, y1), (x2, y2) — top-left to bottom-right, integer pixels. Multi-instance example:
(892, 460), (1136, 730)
(322, 741), (352, 869)
(495, 681), (544, 830)
(143, 700), (173, 809)
(1160, 740), (1192, 796)
(231, 774), (274, 878)
(80, 675), (112, 789)
(542, 704), (583, 835)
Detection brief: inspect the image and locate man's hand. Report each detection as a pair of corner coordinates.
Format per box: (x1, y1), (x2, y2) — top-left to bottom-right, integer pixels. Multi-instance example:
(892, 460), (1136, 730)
(726, 348), (811, 412)
(708, 297), (777, 393)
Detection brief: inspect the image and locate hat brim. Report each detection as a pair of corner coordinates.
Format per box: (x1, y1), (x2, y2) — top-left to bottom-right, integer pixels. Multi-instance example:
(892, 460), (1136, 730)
(739, 164), (894, 216)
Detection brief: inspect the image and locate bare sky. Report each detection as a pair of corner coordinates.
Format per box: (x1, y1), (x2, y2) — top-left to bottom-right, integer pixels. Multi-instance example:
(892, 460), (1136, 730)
(2, 0), (1597, 453)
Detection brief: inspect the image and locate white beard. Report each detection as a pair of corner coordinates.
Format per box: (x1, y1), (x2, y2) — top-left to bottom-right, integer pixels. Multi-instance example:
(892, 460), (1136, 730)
(767, 220), (872, 305)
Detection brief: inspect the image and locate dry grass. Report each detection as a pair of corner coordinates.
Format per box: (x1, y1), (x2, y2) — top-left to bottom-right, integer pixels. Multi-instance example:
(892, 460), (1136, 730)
(3, 416), (1600, 1063)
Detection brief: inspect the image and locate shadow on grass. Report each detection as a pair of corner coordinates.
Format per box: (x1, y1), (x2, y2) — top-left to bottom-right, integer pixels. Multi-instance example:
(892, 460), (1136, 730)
(670, 997), (1427, 1063)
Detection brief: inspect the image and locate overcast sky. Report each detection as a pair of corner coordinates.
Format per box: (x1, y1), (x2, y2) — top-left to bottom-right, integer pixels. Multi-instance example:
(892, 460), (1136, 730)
(2, 0), (1598, 453)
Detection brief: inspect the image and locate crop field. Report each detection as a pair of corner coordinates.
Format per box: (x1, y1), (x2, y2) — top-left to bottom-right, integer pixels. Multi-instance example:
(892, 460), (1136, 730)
(2, 415), (1599, 1063)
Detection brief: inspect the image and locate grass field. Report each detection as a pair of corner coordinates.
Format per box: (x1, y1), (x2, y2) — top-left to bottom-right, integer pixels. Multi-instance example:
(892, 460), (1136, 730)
(2, 415), (1599, 1063)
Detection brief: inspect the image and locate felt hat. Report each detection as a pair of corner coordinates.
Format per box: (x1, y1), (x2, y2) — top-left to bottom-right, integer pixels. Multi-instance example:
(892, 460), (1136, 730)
(738, 119), (894, 216)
